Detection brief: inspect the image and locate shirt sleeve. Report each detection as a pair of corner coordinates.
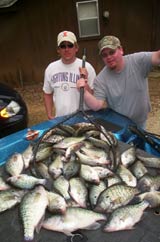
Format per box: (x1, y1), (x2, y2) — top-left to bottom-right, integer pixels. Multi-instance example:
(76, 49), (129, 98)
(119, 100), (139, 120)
(86, 62), (96, 89)
(131, 52), (153, 78)
(93, 67), (108, 101)
(43, 64), (53, 94)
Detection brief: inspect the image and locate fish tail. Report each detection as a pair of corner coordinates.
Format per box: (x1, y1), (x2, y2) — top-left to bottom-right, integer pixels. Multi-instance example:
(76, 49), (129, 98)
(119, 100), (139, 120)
(23, 235), (34, 242)
(43, 179), (53, 191)
(129, 196), (142, 204)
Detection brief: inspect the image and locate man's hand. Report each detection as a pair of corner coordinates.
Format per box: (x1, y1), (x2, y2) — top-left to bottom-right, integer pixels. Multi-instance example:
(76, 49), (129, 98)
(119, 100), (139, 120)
(77, 78), (87, 90)
(77, 78), (93, 94)
(79, 67), (88, 79)
(47, 114), (55, 120)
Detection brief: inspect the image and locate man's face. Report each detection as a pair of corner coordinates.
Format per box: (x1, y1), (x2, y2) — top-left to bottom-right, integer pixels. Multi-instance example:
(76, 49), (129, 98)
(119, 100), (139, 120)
(101, 47), (123, 69)
(57, 41), (79, 64)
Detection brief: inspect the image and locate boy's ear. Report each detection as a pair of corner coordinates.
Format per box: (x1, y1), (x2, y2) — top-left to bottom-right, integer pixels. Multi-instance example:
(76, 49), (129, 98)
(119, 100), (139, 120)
(120, 47), (124, 55)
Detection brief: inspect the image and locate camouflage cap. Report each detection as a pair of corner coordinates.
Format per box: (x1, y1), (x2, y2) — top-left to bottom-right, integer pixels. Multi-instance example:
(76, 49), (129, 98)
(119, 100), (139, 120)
(98, 36), (121, 53)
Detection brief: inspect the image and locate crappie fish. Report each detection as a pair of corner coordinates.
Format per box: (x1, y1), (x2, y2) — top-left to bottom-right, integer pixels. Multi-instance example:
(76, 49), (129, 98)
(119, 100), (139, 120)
(63, 155), (80, 179)
(36, 162), (52, 180)
(20, 186), (48, 241)
(42, 207), (106, 236)
(7, 174), (46, 189)
(76, 150), (109, 166)
(80, 146), (109, 161)
(130, 160), (148, 179)
(85, 130), (101, 138)
(22, 143), (34, 169)
(69, 177), (88, 208)
(95, 184), (139, 213)
(42, 127), (70, 141)
(80, 164), (100, 184)
(47, 191), (67, 214)
(66, 198), (81, 208)
(82, 140), (94, 149)
(137, 191), (160, 208)
(48, 154), (63, 179)
(87, 136), (110, 150)
(74, 122), (97, 136)
(42, 134), (65, 144)
(107, 174), (122, 187)
(103, 201), (149, 232)
(52, 127), (73, 136)
(0, 189), (26, 213)
(65, 142), (84, 161)
(58, 124), (76, 136)
(116, 164), (137, 187)
(53, 175), (70, 201)
(136, 153), (160, 168)
(138, 174), (160, 192)
(93, 166), (114, 179)
(121, 146), (136, 167)
(53, 136), (86, 149)
(89, 181), (107, 209)
(5, 152), (24, 176)
(35, 143), (53, 162)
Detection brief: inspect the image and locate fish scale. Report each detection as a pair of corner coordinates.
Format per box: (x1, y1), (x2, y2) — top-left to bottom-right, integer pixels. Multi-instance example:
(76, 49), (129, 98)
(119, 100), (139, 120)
(42, 207), (106, 236)
(53, 136), (86, 149)
(95, 184), (139, 212)
(69, 177), (88, 208)
(20, 186), (48, 241)
(103, 200), (149, 232)
(5, 152), (24, 176)
(0, 189), (25, 212)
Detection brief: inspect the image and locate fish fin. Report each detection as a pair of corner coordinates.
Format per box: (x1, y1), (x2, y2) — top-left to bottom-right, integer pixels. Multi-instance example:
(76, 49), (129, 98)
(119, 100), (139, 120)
(125, 225), (136, 230)
(64, 230), (75, 236)
(142, 197), (158, 208)
(36, 214), (45, 234)
(83, 222), (101, 230)
(24, 235), (34, 242)
(30, 165), (41, 178)
(128, 195), (142, 204)
(43, 179), (53, 191)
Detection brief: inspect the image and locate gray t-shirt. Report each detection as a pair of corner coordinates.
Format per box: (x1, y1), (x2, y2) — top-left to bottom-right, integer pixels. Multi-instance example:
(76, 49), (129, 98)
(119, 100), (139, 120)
(94, 52), (153, 126)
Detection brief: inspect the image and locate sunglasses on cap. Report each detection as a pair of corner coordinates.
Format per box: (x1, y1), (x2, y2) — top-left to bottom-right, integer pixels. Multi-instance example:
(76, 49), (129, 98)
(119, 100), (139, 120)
(59, 43), (74, 49)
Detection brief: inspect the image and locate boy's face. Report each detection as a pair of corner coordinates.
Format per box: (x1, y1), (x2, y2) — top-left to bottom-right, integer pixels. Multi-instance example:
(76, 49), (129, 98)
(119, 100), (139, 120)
(57, 41), (79, 64)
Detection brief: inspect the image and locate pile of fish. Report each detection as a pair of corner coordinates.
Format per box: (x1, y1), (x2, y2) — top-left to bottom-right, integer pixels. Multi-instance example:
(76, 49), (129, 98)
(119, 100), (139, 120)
(1, 122), (160, 241)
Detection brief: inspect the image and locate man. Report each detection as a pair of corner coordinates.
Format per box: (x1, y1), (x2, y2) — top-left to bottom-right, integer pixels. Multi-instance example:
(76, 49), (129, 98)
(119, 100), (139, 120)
(77, 35), (160, 128)
(43, 30), (96, 119)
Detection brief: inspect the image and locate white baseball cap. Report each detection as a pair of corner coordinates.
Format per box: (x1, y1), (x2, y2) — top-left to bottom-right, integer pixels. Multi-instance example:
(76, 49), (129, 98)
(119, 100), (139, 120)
(57, 31), (77, 46)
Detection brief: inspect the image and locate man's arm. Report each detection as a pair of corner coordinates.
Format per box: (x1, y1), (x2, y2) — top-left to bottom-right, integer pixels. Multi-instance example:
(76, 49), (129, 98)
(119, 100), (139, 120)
(43, 92), (55, 119)
(151, 50), (160, 66)
(77, 78), (107, 111)
(84, 90), (107, 110)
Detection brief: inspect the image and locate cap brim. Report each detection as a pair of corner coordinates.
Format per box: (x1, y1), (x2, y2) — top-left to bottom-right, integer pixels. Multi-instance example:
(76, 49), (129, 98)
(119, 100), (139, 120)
(58, 37), (75, 46)
(99, 45), (118, 54)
